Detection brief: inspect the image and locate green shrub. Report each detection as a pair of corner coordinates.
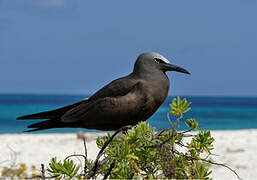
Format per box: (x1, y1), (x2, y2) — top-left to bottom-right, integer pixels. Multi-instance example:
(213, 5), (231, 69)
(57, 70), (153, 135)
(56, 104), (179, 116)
(2, 97), (238, 179)
(1, 163), (39, 179)
(45, 97), (219, 179)
(47, 157), (80, 179)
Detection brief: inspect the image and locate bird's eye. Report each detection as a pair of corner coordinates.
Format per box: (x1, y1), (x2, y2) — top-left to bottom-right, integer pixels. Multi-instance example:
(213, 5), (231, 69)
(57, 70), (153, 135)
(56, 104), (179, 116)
(154, 58), (164, 64)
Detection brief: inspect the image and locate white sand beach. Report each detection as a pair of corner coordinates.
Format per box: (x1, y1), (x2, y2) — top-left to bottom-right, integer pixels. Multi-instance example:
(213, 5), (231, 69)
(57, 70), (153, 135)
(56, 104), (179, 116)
(1, 130), (257, 179)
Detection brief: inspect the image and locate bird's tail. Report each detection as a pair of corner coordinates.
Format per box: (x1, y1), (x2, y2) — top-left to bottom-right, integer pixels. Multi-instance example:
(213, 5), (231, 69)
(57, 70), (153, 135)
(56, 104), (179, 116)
(24, 119), (72, 132)
(17, 101), (83, 120)
(17, 101), (84, 132)
(17, 111), (57, 120)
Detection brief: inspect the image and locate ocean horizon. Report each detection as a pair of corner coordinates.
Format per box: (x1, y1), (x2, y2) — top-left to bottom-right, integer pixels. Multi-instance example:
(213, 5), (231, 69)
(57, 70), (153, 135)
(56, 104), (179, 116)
(1, 94), (257, 134)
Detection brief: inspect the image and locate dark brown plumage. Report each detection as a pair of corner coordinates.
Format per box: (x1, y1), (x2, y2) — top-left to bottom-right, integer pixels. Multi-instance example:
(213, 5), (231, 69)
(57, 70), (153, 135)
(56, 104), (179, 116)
(17, 52), (190, 132)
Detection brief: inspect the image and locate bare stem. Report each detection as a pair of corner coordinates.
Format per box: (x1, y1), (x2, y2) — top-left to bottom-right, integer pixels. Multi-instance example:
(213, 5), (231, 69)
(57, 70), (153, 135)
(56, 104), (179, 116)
(86, 125), (132, 179)
(41, 164), (45, 180)
(103, 162), (115, 179)
(201, 159), (241, 180)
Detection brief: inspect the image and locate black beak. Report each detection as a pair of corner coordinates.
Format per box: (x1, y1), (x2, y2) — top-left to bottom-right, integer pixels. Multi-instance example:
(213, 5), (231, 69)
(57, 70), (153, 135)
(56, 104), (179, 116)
(163, 63), (190, 74)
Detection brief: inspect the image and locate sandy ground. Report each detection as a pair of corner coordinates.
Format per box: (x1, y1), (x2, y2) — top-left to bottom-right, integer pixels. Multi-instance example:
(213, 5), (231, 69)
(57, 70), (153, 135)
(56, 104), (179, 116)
(0, 130), (256, 179)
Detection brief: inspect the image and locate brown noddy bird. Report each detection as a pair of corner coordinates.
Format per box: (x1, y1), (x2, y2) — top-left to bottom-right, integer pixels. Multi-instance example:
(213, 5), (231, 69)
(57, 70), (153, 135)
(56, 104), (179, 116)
(17, 52), (190, 132)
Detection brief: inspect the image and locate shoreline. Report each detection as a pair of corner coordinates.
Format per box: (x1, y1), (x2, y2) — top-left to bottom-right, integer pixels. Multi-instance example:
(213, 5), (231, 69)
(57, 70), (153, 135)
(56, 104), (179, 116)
(1, 130), (257, 179)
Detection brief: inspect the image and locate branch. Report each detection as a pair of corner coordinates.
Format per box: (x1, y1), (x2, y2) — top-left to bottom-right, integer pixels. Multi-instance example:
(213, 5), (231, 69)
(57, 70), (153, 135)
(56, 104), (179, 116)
(142, 132), (174, 149)
(1, 145), (18, 178)
(64, 136), (88, 174)
(64, 154), (87, 161)
(25, 175), (58, 180)
(174, 114), (183, 128)
(103, 162), (115, 179)
(86, 125), (132, 179)
(25, 164), (59, 180)
(173, 150), (241, 180)
(201, 159), (241, 180)
(167, 112), (175, 130)
(180, 129), (193, 134)
(141, 125), (240, 179)
(177, 132), (194, 137)
(41, 164), (45, 180)
(83, 136), (88, 174)
(175, 141), (188, 148)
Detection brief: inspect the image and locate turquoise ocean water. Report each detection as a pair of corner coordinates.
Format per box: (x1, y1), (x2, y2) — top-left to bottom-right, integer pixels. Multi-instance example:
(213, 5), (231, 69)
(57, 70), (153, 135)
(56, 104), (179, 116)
(1, 94), (257, 134)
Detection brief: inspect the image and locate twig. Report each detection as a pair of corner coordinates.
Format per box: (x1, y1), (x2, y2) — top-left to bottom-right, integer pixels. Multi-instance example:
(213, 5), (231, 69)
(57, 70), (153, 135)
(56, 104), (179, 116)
(166, 112), (176, 152)
(64, 154), (87, 161)
(26, 164), (58, 180)
(83, 137), (87, 174)
(97, 125), (132, 160)
(2, 145), (18, 178)
(142, 134), (174, 149)
(174, 114), (183, 128)
(172, 150), (241, 180)
(167, 112), (175, 130)
(154, 129), (171, 139)
(202, 152), (219, 160)
(26, 175), (58, 179)
(141, 126), (240, 179)
(41, 164), (45, 180)
(86, 125), (132, 179)
(103, 162), (115, 179)
(175, 141), (188, 148)
(177, 132), (194, 137)
(201, 159), (241, 180)
(64, 136), (88, 175)
(154, 129), (166, 138)
(181, 128), (193, 134)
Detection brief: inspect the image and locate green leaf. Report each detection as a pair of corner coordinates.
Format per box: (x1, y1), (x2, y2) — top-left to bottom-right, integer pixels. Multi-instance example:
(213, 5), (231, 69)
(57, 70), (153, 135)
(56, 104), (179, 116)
(186, 118), (199, 130)
(169, 96), (192, 116)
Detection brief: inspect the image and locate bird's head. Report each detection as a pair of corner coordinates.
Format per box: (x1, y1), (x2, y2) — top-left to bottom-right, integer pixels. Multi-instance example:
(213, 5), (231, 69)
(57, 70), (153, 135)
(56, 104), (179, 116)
(133, 52), (190, 75)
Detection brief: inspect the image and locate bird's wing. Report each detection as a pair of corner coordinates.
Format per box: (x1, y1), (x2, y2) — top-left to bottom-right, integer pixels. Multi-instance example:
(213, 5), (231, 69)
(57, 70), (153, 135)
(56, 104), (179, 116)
(17, 75), (136, 120)
(61, 82), (147, 128)
(89, 74), (137, 100)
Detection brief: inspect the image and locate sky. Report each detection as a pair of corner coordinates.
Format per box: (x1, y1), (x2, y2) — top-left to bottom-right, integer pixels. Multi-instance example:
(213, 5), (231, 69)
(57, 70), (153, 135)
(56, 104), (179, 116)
(0, 0), (257, 96)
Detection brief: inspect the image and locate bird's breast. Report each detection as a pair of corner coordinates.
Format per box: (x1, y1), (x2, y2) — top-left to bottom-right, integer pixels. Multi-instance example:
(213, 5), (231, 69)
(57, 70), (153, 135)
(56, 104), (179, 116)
(138, 77), (169, 120)
(149, 75), (170, 104)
